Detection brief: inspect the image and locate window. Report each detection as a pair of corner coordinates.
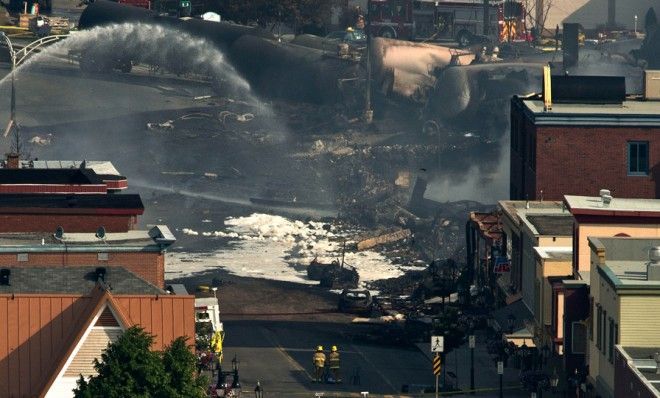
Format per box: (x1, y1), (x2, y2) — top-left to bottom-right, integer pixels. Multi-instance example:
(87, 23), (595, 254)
(596, 305), (602, 349)
(98, 253), (109, 261)
(602, 310), (607, 355)
(628, 141), (649, 175)
(572, 322), (587, 354)
(608, 318), (615, 363)
(17, 253), (28, 262)
(589, 298), (594, 341)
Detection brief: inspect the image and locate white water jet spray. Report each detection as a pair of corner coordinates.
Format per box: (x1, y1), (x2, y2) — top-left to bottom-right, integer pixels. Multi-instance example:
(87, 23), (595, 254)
(4, 23), (266, 103)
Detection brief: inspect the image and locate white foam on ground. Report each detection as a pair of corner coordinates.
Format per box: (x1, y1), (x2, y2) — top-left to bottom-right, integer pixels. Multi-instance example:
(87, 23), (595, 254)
(166, 213), (407, 286)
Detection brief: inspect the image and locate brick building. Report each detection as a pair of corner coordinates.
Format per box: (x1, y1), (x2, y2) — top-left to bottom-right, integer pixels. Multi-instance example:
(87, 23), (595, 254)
(0, 226), (175, 288)
(0, 159), (142, 233)
(0, 194), (144, 233)
(510, 95), (660, 201)
(0, 267), (194, 398)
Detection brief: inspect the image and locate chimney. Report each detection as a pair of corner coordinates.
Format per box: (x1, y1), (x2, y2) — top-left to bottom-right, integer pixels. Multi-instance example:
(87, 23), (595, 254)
(648, 247), (660, 281)
(95, 267), (107, 283)
(5, 153), (19, 169)
(563, 23), (579, 70)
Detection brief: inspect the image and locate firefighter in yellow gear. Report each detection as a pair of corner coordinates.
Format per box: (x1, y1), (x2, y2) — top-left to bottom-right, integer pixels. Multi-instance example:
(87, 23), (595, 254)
(329, 345), (341, 383)
(210, 330), (224, 367)
(313, 345), (326, 382)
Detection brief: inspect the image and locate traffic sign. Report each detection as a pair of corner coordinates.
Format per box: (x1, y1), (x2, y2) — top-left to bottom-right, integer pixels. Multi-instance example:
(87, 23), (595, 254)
(497, 361), (504, 375)
(433, 354), (442, 375)
(431, 335), (444, 352)
(469, 335), (475, 349)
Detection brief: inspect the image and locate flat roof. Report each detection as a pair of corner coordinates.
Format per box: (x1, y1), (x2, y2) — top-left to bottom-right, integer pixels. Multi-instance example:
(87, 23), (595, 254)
(0, 225), (175, 252)
(598, 260), (660, 291)
(0, 266), (164, 295)
(517, 97), (660, 126)
(0, 193), (143, 211)
(534, 246), (572, 261)
(0, 168), (103, 185)
(565, 195), (660, 216)
(499, 200), (572, 236)
(526, 215), (573, 236)
(18, 160), (121, 176)
(618, 346), (660, 394)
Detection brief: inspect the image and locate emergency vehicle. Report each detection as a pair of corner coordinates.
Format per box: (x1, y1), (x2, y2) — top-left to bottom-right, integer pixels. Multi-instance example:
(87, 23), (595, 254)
(366, 0), (528, 46)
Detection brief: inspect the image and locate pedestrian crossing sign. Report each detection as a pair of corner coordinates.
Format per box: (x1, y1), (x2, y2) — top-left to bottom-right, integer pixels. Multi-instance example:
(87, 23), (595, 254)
(431, 335), (444, 352)
(433, 354), (442, 375)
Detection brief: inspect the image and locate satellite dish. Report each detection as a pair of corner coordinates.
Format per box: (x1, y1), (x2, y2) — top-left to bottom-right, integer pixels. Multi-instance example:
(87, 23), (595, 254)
(96, 226), (106, 239)
(55, 226), (64, 239)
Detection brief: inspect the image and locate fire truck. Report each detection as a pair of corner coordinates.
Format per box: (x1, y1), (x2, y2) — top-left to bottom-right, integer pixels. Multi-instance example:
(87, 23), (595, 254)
(366, 0), (528, 46)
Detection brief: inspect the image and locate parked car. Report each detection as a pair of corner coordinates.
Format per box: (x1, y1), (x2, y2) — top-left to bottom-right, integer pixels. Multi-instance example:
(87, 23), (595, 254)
(338, 289), (373, 315)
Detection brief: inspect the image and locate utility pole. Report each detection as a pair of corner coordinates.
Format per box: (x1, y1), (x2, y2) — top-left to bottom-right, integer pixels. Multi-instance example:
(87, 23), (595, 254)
(364, 4), (373, 124)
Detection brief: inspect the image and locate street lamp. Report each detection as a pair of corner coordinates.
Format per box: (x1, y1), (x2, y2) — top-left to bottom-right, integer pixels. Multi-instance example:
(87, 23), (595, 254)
(549, 368), (559, 392)
(635, 15), (638, 34)
(231, 354), (241, 396)
(254, 381), (263, 398)
(0, 32), (18, 150)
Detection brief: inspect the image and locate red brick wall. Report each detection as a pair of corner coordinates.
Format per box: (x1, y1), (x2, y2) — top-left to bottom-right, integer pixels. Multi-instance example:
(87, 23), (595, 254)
(0, 252), (165, 287)
(535, 126), (660, 200)
(0, 214), (138, 233)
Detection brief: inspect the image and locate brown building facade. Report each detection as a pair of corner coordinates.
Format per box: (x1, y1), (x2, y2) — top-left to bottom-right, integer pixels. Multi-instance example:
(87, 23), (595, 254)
(510, 96), (660, 201)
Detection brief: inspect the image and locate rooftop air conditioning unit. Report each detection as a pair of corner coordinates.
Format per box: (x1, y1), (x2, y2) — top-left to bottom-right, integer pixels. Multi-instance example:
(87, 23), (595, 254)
(644, 70), (660, 100)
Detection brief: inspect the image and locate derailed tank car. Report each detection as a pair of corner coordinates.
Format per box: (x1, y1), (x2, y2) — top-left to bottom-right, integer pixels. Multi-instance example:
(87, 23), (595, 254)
(78, 0), (359, 104)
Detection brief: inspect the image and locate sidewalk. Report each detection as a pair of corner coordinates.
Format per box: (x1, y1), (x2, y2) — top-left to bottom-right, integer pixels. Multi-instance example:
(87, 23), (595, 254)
(415, 330), (522, 392)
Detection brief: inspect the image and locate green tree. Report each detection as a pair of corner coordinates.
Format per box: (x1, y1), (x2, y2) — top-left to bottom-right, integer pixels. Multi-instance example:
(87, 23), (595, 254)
(74, 326), (207, 398)
(162, 337), (208, 398)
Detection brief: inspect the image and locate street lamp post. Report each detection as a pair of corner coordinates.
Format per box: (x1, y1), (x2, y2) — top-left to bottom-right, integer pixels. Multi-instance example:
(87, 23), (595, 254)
(0, 32), (17, 147)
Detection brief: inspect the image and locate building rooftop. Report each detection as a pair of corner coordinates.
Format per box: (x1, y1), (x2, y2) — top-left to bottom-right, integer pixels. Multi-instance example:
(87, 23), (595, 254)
(517, 97), (660, 126)
(499, 200), (572, 236)
(469, 211), (503, 241)
(591, 237), (660, 290)
(17, 160), (121, 176)
(0, 266), (164, 295)
(534, 246), (572, 261)
(0, 168), (103, 185)
(565, 195), (660, 217)
(617, 346), (660, 395)
(0, 225), (175, 252)
(526, 215), (573, 236)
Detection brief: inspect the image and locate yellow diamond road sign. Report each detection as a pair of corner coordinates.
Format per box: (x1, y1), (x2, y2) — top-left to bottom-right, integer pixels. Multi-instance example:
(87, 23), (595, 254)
(433, 354), (442, 375)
